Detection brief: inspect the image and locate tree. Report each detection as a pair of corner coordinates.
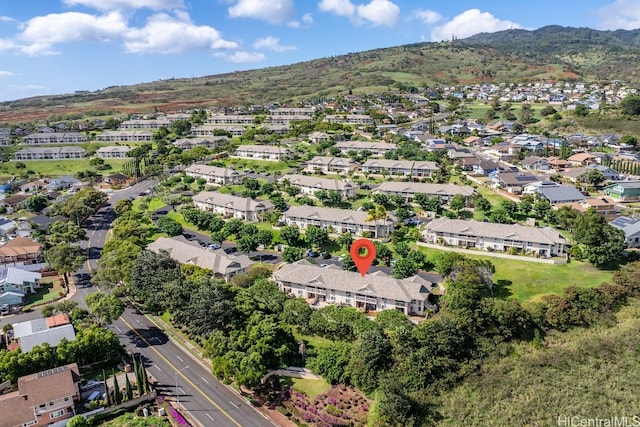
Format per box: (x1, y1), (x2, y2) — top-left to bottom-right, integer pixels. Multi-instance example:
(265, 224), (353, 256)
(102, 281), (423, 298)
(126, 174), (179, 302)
(124, 372), (133, 401)
(620, 95), (640, 116)
(365, 205), (388, 238)
(24, 195), (48, 212)
(500, 199), (519, 220)
(112, 369), (123, 405)
(157, 216), (183, 236)
(67, 415), (90, 427)
(282, 246), (304, 263)
(374, 241), (393, 266)
(236, 234), (259, 255)
(540, 105), (557, 117)
(392, 258), (419, 279)
(45, 243), (86, 286)
(448, 194), (466, 215)
(533, 199), (551, 219)
(93, 239), (142, 287)
(336, 232), (354, 250)
(587, 169), (605, 187)
(129, 250), (182, 313)
(620, 135), (638, 148)
(347, 328), (392, 393)
(281, 298), (312, 329)
(49, 221), (87, 244)
(473, 196), (491, 213)
(415, 193), (441, 213)
(86, 293), (125, 325)
(394, 241), (412, 258)
(572, 210), (626, 266)
(256, 229), (273, 248)
(376, 376), (417, 427)
(307, 341), (352, 385)
(279, 226), (300, 246)
(305, 225), (328, 249)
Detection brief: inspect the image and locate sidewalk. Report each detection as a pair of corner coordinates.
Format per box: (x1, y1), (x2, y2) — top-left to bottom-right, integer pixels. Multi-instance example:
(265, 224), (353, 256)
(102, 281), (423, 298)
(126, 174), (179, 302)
(143, 309), (297, 427)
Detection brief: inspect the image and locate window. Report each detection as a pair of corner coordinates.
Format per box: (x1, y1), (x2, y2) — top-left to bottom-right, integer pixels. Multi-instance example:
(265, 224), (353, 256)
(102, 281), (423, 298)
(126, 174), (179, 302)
(50, 410), (64, 419)
(22, 421), (38, 427)
(49, 401), (55, 406)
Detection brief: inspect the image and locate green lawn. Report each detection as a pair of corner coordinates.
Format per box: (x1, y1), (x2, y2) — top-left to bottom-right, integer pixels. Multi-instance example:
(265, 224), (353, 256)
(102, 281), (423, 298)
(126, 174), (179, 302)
(291, 378), (331, 399)
(0, 158), (130, 179)
(222, 158), (292, 174)
(418, 246), (613, 302)
(25, 276), (65, 308)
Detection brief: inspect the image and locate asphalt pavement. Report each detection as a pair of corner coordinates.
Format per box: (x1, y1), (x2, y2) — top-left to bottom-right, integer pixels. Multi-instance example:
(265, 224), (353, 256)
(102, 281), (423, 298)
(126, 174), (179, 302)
(2, 179), (277, 427)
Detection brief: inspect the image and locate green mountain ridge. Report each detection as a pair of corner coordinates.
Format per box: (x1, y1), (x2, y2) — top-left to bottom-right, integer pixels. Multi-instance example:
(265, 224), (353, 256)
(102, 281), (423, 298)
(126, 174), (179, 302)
(2, 25), (640, 122)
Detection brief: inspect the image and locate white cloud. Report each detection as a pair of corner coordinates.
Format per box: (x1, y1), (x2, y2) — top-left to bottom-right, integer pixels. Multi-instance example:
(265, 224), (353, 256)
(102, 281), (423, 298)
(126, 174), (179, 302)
(0, 70), (14, 76)
(318, 0), (355, 18)
(253, 36), (296, 52)
(62, 0), (183, 11)
(318, 0), (399, 27)
(357, 0), (399, 27)
(216, 51), (266, 63)
(413, 9), (442, 25)
(123, 13), (237, 54)
(288, 12), (313, 28)
(431, 9), (520, 41)
(228, 0), (295, 25)
(0, 16), (19, 23)
(596, 0), (640, 30)
(16, 11), (129, 55)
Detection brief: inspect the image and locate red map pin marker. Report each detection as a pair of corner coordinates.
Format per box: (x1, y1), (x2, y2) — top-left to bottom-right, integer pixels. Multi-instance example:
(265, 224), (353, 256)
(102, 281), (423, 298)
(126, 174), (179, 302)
(350, 238), (376, 277)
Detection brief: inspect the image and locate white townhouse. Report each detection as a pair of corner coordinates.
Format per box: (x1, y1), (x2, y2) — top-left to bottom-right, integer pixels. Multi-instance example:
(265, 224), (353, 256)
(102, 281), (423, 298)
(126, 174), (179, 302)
(120, 119), (171, 129)
(270, 107), (315, 116)
(264, 115), (311, 126)
(23, 132), (87, 144)
(323, 114), (374, 125)
(0, 128), (11, 146)
(281, 205), (394, 238)
(193, 191), (274, 222)
(206, 114), (256, 125)
(96, 145), (132, 158)
(361, 159), (439, 177)
(424, 217), (567, 257)
(278, 174), (358, 198)
(376, 182), (476, 205)
(191, 125), (246, 136)
(234, 144), (291, 161)
(148, 237), (252, 282)
(305, 156), (358, 174)
(273, 260), (436, 316)
(96, 130), (153, 142)
(14, 147), (87, 161)
(173, 137), (228, 150)
(185, 164), (246, 185)
(307, 132), (330, 144)
(334, 141), (397, 156)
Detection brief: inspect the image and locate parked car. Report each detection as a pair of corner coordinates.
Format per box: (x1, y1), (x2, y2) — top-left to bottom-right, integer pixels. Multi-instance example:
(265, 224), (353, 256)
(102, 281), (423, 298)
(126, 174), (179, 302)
(81, 379), (102, 391)
(208, 243), (221, 250)
(305, 250), (319, 258)
(0, 304), (9, 315)
(223, 246), (238, 254)
(320, 251), (331, 259)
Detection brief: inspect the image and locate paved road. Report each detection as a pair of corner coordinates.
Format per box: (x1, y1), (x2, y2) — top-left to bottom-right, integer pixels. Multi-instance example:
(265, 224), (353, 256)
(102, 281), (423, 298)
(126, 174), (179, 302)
(2, 179), (275, 427)
(82, 180), (275, 427)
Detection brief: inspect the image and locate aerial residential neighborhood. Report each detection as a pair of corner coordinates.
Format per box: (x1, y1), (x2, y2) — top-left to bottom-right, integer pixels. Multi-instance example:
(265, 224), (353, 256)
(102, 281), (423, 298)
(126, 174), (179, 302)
(3, 11), (640, 426)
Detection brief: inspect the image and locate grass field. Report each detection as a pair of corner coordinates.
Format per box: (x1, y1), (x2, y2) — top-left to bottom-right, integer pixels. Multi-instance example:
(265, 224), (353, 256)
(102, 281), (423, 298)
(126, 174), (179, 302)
(25, 276), (65, 308)
(291, 378), (331, 399)
(418, 246), (613, 302)
(0, 158), (130, 179)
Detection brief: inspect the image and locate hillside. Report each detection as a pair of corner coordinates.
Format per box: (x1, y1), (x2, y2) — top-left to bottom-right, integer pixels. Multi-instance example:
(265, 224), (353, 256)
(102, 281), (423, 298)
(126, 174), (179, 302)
(2, 26), (640, 123)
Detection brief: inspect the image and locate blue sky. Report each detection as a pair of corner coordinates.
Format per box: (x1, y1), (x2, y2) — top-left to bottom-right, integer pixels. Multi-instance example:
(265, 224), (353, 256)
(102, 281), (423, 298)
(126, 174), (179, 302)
(0, 0), (639, 102)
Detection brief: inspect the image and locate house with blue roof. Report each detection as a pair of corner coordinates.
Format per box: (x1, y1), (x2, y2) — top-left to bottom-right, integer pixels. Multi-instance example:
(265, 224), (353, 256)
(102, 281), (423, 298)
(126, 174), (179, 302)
(610, 216), (640, 248)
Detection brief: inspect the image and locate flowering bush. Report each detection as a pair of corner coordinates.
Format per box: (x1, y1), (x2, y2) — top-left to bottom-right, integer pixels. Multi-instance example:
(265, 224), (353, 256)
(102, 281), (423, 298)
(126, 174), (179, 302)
(169, 406), (190, 426)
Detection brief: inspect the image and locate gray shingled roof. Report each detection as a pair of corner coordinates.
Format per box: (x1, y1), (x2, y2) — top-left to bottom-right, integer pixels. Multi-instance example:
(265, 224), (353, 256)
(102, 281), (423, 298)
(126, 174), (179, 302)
(185, 164), (245, 179)
(362, 159), (439, 170)
(538, 185), (586, 203)
(279, 174), (357, 192)
(273, 260), (432, 302)
(425, 217), (566, 245)
(377, 182), (475, 196)
(283, 205), (393, 226)
(193, 191), (274, 211)
(147, 237), (252, 276)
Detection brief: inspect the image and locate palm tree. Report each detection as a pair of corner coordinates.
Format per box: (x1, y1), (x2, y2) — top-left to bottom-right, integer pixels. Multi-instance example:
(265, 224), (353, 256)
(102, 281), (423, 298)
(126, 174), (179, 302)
(365, 205), (388, 238)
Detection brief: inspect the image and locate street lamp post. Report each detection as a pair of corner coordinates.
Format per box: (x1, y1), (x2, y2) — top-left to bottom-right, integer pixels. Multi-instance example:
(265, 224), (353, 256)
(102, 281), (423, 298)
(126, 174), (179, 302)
(175, 366), (189, 405)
